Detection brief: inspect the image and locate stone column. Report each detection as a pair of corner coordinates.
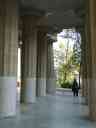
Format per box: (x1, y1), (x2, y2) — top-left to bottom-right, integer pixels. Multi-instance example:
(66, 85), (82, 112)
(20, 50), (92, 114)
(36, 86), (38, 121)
(46, 39), (56, 95)
(85, 12), (91, 107)
(36, 29), (48, 97)
(0, 0), (18, 117)
(80, 29), (88, 98)
(20, 16), (38, 103)
(88, 0), (96, 120)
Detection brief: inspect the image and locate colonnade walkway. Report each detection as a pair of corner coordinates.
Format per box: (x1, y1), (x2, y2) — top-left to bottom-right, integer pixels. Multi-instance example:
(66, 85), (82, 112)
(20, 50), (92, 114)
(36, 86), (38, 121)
(0, 91), (96, 128)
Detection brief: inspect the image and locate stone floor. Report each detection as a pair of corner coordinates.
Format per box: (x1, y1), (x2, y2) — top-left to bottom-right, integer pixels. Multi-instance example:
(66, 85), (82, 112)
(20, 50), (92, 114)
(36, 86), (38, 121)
(0, 91), (96, 128)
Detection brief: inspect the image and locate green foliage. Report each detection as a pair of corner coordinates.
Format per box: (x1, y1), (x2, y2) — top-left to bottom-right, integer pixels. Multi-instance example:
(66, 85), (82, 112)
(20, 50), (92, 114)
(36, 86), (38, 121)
(54, 29), (81, 88)
(72, 32), (81, 67)
(57, 58), (75, 88)
(59, 42), (65, 49)
(61, 81), (72, 88)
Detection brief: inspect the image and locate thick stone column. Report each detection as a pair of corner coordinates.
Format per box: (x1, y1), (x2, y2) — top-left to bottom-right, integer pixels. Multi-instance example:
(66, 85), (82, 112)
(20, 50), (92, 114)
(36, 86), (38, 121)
(85, 13), (91, 107)
(46, 39), (56, 95)
(88, 0), (96, 120)
(0, 0), (18, 117)
(80, 29), (88, 98)
(20, 16), (38, 103)
(36, 29), (48, 96)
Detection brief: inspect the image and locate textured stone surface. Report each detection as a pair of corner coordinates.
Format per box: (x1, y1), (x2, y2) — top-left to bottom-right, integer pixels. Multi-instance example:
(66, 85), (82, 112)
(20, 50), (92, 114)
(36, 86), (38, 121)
(36, 30), (48, 96)
(88, 0), (96, 120)
(0, 0), (18, 76)
(21, 17), (38, 78)
(46, 41), (56, 94)
(0, 0), (18, 117)
(80, 29), (88, 98)
(20, 17), (37, 103)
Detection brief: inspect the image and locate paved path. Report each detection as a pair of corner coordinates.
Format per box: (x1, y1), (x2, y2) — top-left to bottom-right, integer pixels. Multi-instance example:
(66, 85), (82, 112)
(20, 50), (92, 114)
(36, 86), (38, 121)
(0, 91), (96, 128)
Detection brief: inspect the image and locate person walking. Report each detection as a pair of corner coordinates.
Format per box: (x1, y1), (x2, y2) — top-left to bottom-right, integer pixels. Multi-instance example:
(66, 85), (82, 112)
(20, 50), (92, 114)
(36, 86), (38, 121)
(72, 78), (79, 96)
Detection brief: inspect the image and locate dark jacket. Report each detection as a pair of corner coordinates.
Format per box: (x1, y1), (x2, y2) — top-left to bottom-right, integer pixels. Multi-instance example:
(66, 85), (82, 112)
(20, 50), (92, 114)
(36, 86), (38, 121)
(72, 79), (79, 92)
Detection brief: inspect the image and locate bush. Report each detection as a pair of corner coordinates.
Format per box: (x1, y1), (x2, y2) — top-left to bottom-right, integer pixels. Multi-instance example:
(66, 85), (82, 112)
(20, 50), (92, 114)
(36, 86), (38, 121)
(61, 81), (72, 88)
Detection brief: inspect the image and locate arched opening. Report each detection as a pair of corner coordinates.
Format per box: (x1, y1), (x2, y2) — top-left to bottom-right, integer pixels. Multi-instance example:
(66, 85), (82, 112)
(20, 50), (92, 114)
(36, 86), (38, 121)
(53, 28), (82, 96)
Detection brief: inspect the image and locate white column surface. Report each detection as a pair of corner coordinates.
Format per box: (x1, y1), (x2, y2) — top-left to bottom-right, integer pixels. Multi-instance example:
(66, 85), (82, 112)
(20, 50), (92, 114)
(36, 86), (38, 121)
(23, 78), (36, 103)
(0, 77), (17, 117)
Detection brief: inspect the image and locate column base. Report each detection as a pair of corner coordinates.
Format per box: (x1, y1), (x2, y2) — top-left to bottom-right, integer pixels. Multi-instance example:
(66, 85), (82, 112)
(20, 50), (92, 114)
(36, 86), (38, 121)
(82, 78), (88, 97)
(46, 78), (56, 95)
(37, 78), (46, 96)
(21, 78), (36, 103)
(89, 78), (96, 120)
(0, 77), (17, 117)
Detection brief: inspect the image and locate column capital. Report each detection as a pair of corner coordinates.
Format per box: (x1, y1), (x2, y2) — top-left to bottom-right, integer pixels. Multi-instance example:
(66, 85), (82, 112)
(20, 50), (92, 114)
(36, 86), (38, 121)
(21, 15), (48, 31)
(75, 27), (85, 34)
(21, 16), (39, 42)
(47, 37), (56, 45)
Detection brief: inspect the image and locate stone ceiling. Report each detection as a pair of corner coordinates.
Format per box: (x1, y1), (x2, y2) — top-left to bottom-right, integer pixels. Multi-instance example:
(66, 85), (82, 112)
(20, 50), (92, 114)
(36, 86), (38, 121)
(19, 0), (85, 32)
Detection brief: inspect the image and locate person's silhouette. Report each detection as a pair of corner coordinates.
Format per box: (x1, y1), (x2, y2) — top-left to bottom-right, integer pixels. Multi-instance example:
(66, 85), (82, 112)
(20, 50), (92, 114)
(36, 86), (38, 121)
(72, 78), (79, 96)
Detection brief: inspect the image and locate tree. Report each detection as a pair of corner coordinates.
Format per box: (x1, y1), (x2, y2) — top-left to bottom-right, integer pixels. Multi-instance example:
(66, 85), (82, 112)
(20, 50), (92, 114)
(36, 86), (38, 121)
(72, 32), (81, 67)
(71, 32), (81, 87)
(53, 29), (81, 88)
